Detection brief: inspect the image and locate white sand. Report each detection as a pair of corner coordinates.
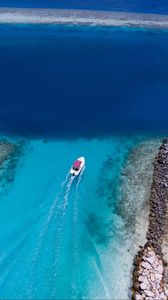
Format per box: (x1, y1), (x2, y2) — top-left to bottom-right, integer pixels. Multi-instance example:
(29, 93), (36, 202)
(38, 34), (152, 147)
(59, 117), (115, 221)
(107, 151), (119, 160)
(0, 8), (168, 29)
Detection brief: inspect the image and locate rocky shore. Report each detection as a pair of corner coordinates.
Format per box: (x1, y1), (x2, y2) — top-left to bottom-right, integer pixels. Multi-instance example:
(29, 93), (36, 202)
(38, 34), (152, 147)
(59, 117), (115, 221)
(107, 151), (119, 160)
(132, 139), (168, 300)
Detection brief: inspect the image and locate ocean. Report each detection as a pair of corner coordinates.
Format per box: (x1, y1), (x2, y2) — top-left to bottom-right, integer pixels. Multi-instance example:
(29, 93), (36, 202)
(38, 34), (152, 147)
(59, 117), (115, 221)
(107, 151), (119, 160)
(0, 26), (168, 138)
(0, 7), (167, 300)
(0, 0), (168, 14)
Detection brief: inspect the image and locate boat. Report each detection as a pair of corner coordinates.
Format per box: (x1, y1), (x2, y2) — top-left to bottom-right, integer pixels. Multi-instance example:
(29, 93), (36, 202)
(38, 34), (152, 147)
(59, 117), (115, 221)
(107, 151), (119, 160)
(70, 157), (85, 176)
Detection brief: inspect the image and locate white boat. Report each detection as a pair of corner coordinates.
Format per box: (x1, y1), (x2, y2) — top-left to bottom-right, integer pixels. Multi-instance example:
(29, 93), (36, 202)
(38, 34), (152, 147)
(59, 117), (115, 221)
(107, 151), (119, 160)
(70, 156), (85, 176)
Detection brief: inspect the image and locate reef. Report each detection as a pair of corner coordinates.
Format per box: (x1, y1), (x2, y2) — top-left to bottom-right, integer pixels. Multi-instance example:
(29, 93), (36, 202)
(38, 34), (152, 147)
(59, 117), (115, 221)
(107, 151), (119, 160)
(132, 139), (168, 300)
(0, 141), (16, 167)
(1, 8), (168, 29)
(0, 140), (22, 190)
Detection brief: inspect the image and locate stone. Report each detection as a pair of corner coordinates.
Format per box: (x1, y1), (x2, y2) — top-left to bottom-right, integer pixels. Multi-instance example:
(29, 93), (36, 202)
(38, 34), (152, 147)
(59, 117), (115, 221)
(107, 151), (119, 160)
(133, 270), (140, 277)
(142, 269), (149, 276)
(133, 281), (140, 291)
(140, 282), (148, 290)
(147, 251), (155, 257)
(154, 273), (162, 281)
(164, 284), (168, 296)
(135, 292), (143, 300)
(153, 289), (160, 298)
(141, 261), (152, 270)
(157, 264), (164, 274)
(150, 273), (155, 282)
(145, 255), (156, 265)
(134, 256), (141, 266)
(139, 266), (144, 274)
(159, 292), (167, 299)
(138, 275), (149, 284)
(144, 290), (155, 297)
(163, 268), (168, 283)
(147, 247), (153, 252)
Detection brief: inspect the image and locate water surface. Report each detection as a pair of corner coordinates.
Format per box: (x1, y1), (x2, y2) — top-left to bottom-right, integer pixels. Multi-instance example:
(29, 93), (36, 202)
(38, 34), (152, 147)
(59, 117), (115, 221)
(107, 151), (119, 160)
(0, 21), (167, 299)
(1, 0), (168, 14)
(0, 25), (168, 138)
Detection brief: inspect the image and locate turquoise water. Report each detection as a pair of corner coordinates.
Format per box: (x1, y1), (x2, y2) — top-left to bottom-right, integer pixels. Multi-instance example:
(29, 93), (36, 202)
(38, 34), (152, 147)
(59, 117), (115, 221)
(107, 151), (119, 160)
(0, 137), (138, 299)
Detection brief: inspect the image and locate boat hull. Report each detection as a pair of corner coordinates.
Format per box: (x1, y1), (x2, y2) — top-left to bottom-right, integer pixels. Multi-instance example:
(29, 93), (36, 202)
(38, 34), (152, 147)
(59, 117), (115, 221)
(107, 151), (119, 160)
(70, 156), (85, 176)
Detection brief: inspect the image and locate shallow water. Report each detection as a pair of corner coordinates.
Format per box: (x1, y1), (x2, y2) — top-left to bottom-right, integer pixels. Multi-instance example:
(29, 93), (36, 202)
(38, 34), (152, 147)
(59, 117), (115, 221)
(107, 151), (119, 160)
(0, 137), (139, 299)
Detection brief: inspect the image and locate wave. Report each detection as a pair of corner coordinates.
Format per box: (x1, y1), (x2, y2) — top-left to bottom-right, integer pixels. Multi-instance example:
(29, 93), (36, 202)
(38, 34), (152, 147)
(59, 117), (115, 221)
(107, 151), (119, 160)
(1, 8), (168, 29)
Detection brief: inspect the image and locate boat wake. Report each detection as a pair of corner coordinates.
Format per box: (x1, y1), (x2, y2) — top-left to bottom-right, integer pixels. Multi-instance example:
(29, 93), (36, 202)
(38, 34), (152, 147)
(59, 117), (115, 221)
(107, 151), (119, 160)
(28, 165), (87, 298)
(27, 172), (74, 298)
(51, 167), (85, 298)
(62, 176), (74, 211)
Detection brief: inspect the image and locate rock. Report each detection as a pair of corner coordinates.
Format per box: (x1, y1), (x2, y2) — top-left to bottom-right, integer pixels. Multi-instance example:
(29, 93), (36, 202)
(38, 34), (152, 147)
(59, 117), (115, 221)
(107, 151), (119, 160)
(150, 273), (155, 282)
(133, 270), (140, 277)
(142, 269), (149, 276)
(138, 275), (149, 284)
(159, 292), (167, 299)
(135, 292), (143, 300)
(164, 284), (168, 296)
(134, 256), (141, 266)
(133, 281), (140, 291)
(140, 282), (148, 290)
(141, 261), (152, 270)
(144, 290), (155, 297)
(132, 140), (168, 300)
(145, 255), (156, 265)
(153, 288), (160, 298)
(154, 273), (162, 281)
(163, 267), (168, 282)
(147, 251), (155, 257)
(157, 264), (164, 274)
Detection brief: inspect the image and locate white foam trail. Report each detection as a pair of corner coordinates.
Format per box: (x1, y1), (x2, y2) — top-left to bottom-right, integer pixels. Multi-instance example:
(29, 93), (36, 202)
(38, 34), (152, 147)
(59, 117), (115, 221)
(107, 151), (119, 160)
(51, 176), (76, 298)
(62, 176), (74, 211)
(70, 192), (80, 298)
(27, 172), (70, 298)
(51, 172), (84, 297)
(69, 168), (85, 298)
(61, 172), (69, 189)
(32, 174), (70, 263)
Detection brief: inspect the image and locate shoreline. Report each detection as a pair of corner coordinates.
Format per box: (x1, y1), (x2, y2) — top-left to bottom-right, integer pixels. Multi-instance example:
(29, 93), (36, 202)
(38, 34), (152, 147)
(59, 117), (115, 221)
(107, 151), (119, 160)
(132, 139), (168, 299)
(0, 8), (167, 29)
(118, 139), (160, 298)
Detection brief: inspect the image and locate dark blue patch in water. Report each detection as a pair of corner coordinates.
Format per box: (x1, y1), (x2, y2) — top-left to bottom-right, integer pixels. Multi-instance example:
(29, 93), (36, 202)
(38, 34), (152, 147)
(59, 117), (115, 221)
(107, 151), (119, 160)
(1, 0), (168, 14)
(0, 25), (168, 138)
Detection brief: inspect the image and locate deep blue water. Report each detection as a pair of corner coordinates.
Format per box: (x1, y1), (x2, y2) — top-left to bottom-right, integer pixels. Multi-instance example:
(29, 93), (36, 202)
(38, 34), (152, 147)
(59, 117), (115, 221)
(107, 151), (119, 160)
(0, 0), (168, 14)
(0, 26), (168, 138)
